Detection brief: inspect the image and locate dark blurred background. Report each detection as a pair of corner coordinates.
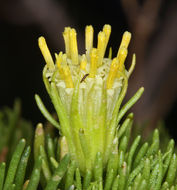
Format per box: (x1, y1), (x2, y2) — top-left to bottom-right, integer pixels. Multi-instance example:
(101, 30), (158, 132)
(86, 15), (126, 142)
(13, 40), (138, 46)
(0, 0), (177, 137)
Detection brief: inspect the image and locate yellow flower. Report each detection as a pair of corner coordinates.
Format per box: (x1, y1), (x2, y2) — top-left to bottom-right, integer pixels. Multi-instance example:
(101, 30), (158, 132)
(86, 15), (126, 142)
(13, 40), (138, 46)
(36, 25), (144, 173)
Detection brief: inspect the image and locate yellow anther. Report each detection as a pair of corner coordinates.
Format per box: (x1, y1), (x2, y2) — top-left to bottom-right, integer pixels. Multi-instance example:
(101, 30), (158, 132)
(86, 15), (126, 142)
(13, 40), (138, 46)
(103, 24), (111, 48)
(89, 48), (98, 78)
(117, 31), (131, 57)
(69, 29), (78, 65)
(107, 58), (119, 89)
(55, 52), (64, 79)
(80, 54), (87, 71)
(117, 47), (127, 78)
(85, 25), (94, 56)
(63, 27), (71, 58)
(38, 36), (55, 70)
(97, 31), (106, 66)
(63, 65), (74, 88)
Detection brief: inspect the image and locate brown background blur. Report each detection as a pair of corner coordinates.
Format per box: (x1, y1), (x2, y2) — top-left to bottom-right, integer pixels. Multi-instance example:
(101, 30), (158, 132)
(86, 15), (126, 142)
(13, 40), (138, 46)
(0, 0), (177, 137)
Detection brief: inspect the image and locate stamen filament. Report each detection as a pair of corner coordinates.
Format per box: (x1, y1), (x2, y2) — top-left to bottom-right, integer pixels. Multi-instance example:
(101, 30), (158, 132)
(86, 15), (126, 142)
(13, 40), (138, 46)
(38, 36), (55, 70)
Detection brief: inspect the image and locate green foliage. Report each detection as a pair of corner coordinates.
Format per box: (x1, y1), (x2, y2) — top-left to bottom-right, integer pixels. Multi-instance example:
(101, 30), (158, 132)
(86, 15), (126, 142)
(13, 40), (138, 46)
(0, 137), (70, 190)
(0, 100), (33, 164)
(1, 100), (177, 189)
(1, 118), (177, 189)
(1, 25), (176, 189)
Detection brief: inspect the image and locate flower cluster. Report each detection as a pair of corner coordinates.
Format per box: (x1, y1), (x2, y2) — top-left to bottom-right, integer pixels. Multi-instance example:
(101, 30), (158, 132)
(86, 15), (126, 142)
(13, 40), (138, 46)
(36, 25), (144, 173)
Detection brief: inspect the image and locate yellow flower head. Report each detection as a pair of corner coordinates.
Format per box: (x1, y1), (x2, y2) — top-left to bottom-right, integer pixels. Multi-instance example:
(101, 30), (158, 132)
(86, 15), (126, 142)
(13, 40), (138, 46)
(37, 25), (142, 173)
(38, 25), (132, 89)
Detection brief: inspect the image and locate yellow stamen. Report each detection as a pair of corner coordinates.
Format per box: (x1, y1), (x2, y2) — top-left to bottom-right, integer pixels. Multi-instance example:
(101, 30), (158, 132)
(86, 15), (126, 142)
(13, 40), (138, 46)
(85, 25), (94, 56)
(62, 53), (67, 65)
(80, 54), (87, 71)
(97, 31), (106, 66)
(117, 31), (131, 57)
(103, 24), (111, 48)
(55, 52), (62, 69)
(55, 52), (64, 79)
(89, 48), (98, 78)
(107, 58), (119, 89)
(117, 47), (127, 78)
(108, 47), (112, 59)
(63, 65), (74, 88)
(69, 29), (78, 65)
(38, 36), (55, 70)
(63, 27), (71, 58)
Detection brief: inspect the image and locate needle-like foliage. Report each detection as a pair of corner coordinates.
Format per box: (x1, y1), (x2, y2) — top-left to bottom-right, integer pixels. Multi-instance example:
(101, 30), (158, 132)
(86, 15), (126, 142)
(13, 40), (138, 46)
(0, 25), (177, 190)
(1, 120), (177, 190)
(0, 99), (33, 164)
